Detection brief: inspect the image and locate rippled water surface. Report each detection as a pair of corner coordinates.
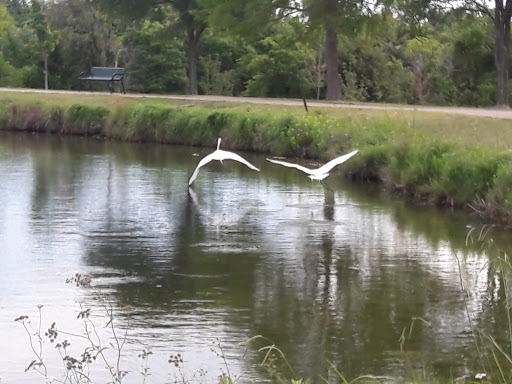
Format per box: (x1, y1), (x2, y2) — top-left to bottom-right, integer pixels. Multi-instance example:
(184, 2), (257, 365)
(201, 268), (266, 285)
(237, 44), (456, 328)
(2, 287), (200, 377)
(1, 132), (511, 383)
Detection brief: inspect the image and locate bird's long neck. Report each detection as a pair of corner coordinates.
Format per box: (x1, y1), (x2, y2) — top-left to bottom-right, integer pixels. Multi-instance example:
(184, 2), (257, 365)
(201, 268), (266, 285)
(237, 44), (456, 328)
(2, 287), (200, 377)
(217, 138), (221, 150)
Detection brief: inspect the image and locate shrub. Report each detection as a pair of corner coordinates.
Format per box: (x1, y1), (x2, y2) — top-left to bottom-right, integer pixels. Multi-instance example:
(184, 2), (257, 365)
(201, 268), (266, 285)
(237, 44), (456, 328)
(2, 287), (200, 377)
(432, 148), (501, 203)
(63, 104), (110, 135)
(21, 65), (43, 89)
(486, 158), (512, 213)
(385, 141), (452, 193)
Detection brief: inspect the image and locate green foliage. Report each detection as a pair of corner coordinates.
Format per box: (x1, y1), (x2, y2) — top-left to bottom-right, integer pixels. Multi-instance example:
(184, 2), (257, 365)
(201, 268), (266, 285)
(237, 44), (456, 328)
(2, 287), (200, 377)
(405, 35), (454, 104)
(198, 0), (276, 35)
(199, 57), (235, 95)
(29, 0), (53, 46)
(198, 32), (244, 95)
(123, 16), (187, 94)
(0, 51), (22, 86)
(0, 24), (37, 69)
(109, 104), (171, 141)
(90, 0), (158, 19)
(432, 148), (502, 203)
(339, 24), (414, 104)
(0, 0), (502, 106)
(451, 15), (495, 106)
(2, 0), (31, 24)
(426, 72), (457, 105)
(28, 0), (60, 88)
(0, 4), (15, 35)
(405, 36), (448, 68)
(63, 104), (110, 135)
(46, 0), (122, 89)
(381, 58), (415, 104)
(20, 64), (42, 88)
(350, 144), (389, 181)
(482, 159), (512, 213)
(385, 140), (453, 192)
(238, 19), (316, 98)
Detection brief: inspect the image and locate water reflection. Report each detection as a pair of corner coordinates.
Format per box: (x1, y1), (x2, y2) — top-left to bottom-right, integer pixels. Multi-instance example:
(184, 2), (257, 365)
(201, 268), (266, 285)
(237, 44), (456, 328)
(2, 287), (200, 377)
(0, 132), (510, 383)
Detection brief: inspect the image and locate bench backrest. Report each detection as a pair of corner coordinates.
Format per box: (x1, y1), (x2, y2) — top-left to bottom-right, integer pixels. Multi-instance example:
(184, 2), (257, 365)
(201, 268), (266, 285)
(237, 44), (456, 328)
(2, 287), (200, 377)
(90, 67), (125, 79)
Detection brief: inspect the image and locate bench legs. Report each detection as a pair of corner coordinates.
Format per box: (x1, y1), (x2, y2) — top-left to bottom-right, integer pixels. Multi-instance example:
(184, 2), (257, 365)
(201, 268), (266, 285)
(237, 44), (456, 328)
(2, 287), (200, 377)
(109, 80), (125, 94)
(79, 79), (125, 94)
(79, 80), (93, 92)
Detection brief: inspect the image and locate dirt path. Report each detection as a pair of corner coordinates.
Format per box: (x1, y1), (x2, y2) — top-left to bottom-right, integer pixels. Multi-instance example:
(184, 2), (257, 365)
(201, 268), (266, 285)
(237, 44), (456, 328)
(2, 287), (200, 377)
(3, 87), (512, 120)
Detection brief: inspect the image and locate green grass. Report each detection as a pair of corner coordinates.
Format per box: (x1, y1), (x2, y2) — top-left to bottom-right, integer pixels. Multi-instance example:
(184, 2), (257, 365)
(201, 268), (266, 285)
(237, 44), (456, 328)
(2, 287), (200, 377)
(2, 90), (512, 148)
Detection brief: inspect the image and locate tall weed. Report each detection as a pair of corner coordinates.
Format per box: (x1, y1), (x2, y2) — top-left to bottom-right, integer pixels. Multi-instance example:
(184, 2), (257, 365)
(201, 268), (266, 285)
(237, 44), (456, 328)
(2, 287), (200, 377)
(486, 158), (512, 214)
(63, 104), (110, 135)
(8, 104), (49, 132)
(432, 148), (502, 203)
(385, 140), (452, 193)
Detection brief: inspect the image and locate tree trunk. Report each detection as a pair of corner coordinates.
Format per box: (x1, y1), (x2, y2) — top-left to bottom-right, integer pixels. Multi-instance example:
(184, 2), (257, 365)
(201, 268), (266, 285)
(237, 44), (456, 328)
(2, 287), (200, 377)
(494, 1), (512, 108)
(44, 52), (49, 90)
(187, 28), (200, 95)
(316, 37), (323, 101)
(325, 25), (342, 101)
(413, 55), (427, 104)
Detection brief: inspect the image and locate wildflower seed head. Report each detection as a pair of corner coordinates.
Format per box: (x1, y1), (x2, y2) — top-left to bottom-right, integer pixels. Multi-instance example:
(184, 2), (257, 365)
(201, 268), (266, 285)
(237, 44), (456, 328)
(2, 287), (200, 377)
(77, 308), (91, 319)
(168, 353), (183, 367)
(45, 322), (58, 342)
(138, 349), (153, 359)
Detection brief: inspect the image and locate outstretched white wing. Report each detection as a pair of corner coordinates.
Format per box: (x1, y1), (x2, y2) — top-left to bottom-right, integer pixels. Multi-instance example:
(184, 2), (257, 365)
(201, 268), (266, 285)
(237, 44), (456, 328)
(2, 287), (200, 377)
(189, 150), (260, 186)
(266, 158), (315, 175)
(188, 153), (216, 185)
(267, 149), (359, 178)
(219, 150), (260, 171)
(316, 150), (359, 175)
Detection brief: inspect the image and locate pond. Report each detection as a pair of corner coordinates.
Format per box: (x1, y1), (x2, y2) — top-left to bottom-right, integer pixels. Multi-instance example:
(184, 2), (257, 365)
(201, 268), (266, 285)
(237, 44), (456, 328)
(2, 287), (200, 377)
(0, 132), (510, 383)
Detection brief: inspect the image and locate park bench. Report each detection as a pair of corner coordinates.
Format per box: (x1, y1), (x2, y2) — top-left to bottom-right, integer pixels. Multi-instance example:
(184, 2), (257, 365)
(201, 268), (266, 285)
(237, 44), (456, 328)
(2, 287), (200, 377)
(79, 67), (126, 93)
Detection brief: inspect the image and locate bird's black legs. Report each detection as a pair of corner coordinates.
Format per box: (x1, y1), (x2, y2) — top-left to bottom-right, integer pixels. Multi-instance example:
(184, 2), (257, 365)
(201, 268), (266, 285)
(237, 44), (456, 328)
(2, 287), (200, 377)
(321, 181), (335, 205)
(320, 180), (335, 195)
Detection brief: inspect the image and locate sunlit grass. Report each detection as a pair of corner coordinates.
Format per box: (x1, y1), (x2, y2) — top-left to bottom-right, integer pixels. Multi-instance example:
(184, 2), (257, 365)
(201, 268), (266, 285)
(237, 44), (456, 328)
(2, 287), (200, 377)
(2, 88), (512, 217)
(2, 89), (512, 149)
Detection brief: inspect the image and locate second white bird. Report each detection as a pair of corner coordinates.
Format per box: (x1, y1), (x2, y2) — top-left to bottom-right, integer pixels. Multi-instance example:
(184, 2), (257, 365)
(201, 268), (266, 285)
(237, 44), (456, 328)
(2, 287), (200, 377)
(266, 149), (359, 181)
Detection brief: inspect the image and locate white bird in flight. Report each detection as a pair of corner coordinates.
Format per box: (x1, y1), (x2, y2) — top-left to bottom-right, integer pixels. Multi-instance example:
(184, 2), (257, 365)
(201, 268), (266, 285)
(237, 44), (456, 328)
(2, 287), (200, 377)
(188, 138), (260, 186)
(266, 149), (359, 190)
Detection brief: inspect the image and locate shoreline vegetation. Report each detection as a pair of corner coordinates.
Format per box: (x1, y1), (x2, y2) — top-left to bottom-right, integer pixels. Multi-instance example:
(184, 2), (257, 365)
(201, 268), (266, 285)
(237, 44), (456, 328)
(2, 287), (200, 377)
(2, 90), (512, 223)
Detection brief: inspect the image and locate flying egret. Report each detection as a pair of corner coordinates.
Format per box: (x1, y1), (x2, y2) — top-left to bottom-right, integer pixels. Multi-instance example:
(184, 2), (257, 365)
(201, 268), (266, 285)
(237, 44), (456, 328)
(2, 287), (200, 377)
(266, 149), (359, 191)
(188, 138), (260, 186)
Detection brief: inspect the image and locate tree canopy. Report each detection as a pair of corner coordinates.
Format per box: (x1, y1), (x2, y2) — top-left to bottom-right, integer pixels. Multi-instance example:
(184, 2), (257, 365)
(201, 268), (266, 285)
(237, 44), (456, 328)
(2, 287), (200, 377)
(0, 0), (508, 107)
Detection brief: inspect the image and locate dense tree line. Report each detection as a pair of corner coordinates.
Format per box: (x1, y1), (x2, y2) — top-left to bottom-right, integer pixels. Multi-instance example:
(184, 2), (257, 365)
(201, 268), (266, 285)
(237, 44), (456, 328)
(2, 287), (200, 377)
(0, 0), (508, 107)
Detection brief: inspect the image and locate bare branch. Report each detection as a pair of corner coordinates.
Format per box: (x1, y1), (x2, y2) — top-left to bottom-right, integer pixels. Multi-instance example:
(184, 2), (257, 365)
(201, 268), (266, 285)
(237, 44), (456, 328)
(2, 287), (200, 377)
(461, 0), (493, 18)
(271, 3), (314, 22)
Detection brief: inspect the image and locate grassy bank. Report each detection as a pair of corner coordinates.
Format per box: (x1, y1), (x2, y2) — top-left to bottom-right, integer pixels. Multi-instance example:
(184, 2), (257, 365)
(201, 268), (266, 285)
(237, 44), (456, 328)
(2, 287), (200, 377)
(1, 91), (512, 220)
